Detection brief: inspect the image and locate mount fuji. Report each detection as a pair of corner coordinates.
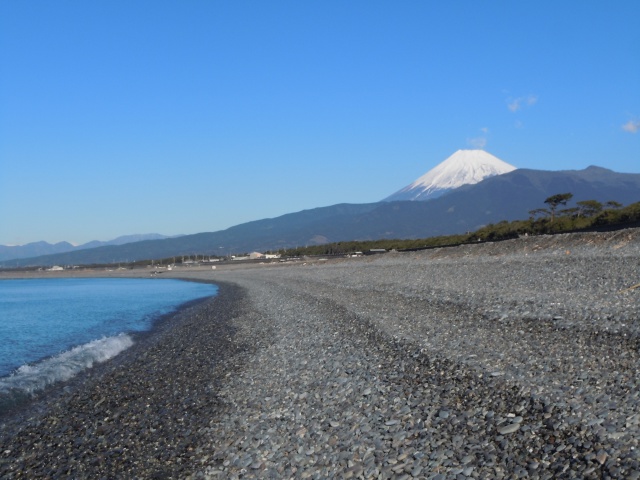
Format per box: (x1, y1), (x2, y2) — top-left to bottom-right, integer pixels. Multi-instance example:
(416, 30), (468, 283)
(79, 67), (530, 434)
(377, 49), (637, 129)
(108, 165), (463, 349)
(384, 149), (516, 202)
(4, 153), (640, 267)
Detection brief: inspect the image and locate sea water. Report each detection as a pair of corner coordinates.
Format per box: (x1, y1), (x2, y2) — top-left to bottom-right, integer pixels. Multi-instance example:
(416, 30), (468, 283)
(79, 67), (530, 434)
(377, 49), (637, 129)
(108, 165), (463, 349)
(0, 278), (217, 411)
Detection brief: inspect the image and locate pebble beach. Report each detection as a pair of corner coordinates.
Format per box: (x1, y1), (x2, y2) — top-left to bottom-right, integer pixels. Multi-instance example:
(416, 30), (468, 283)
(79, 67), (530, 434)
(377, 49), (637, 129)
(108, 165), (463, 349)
(1, 229), (640, 479)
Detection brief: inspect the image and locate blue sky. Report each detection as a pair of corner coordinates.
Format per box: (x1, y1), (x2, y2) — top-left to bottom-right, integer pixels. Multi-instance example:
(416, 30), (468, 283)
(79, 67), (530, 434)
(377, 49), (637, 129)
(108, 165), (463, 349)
(1, 1), (638, 245)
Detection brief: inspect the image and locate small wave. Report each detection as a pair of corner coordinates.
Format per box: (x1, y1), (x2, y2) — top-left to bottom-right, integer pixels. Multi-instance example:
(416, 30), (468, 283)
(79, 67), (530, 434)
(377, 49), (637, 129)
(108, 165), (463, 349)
(0, 334), (134, 395)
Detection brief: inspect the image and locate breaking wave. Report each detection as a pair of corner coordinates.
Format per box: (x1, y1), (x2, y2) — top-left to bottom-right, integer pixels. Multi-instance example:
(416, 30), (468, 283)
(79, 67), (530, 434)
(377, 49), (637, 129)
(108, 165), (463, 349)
(0, 334), (134, 397)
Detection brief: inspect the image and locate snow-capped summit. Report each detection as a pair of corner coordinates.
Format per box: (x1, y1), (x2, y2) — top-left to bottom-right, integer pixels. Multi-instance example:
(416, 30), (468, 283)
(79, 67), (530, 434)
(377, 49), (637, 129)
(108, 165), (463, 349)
(384, 149), (516, 202)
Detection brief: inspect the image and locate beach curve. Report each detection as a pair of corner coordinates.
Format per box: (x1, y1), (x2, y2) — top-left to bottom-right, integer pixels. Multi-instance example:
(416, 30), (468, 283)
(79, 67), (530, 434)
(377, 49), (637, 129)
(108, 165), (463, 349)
(1, 229), (640, 478)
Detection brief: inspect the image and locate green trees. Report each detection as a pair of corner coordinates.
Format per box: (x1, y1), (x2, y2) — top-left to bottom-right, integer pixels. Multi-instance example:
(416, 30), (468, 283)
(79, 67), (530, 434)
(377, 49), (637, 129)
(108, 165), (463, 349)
(528, 208), (550, 221)
(527, 193), (637, 235)
(538, 195), (622, 222)
(544, 193), (574, 222)
(272, 195), (637, 259)
(576, 200), (603, 217)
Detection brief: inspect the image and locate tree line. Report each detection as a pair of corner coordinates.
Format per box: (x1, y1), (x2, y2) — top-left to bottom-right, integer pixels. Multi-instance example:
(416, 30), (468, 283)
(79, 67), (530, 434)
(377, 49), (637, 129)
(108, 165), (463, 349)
(530, 193), (622, 223)
(275, 196), (640, 257)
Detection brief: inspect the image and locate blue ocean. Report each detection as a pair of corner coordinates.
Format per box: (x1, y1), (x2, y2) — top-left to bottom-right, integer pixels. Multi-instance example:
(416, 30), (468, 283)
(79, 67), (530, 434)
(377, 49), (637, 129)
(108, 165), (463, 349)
(0, 278), (217, 409)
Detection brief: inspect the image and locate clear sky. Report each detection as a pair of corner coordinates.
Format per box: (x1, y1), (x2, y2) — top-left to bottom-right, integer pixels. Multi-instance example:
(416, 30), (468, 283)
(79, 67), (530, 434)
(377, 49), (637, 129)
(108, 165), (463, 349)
(1, 1), (639, 245)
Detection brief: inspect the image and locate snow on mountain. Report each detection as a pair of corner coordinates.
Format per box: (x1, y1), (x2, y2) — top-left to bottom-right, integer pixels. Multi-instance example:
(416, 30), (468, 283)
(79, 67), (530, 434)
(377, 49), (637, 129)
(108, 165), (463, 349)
(384, 149), (516, 202)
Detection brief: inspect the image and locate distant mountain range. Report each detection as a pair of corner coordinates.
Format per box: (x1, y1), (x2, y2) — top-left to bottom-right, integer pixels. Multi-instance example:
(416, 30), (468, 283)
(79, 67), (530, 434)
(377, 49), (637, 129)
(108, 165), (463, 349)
(0, 234), (180, 263)
(2, 156), (639, 267)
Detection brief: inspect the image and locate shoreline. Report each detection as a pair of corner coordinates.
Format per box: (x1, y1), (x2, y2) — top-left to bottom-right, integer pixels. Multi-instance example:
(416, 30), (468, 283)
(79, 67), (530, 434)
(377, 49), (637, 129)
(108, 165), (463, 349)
(0, 281), (244, 478)
(0, 287), (217, 419)
(0, 277), (219, 416)
(1, 229), (639, 478)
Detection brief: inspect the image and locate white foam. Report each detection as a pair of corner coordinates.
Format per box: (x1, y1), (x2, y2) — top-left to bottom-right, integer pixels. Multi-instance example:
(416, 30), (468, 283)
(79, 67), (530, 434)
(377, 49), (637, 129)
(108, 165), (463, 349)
(0, 334), (134, 395)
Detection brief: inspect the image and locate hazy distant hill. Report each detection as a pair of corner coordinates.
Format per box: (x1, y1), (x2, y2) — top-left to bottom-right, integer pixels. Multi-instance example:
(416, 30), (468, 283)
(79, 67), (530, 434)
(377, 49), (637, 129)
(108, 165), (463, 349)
(0, 234), (178, 263)
(3, 166), (639, 267)
(1, 204), (380, 266)
(0, 241), (76, 263)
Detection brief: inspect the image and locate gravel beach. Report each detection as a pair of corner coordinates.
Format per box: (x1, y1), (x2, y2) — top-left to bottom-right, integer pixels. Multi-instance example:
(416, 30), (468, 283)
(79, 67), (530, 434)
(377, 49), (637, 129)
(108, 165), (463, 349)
(1, 229), (639, 479)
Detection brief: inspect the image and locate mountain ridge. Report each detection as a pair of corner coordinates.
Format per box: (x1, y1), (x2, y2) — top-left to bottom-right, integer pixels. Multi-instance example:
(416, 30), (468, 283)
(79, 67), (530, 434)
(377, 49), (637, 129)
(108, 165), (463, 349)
(0, 234), (181, 263)
(3, 164), (639, 267)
